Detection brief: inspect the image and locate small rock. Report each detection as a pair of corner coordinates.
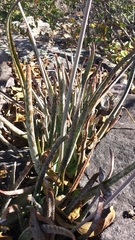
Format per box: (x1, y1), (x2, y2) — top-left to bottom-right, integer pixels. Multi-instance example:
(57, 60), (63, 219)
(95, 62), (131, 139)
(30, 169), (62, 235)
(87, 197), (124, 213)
(37, 19), (51, 35)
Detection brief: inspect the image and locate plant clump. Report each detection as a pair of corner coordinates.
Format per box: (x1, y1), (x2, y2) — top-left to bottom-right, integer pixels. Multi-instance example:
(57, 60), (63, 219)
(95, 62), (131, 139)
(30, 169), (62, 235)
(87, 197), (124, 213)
(0, 0), (135, 239)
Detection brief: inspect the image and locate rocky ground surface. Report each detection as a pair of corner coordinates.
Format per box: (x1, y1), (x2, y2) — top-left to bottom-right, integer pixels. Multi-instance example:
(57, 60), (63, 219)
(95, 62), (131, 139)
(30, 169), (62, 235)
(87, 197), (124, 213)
(0, 17), (135, 240)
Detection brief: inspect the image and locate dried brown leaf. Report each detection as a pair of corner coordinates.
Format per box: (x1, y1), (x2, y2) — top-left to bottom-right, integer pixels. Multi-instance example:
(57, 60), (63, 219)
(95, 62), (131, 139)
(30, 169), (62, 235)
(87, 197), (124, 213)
(78, 206), (115, 237)
(84, 193), (104, 238)
(68, 203), (82, 221)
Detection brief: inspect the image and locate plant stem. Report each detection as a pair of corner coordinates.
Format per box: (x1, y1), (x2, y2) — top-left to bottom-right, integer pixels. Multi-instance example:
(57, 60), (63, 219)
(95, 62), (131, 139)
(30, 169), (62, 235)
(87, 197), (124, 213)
(59, 0), (93, 169)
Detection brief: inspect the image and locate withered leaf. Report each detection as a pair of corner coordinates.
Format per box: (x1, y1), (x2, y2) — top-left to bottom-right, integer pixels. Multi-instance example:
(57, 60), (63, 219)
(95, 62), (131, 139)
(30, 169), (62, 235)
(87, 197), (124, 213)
(78, 206), (115, 237)
(68, 203), (82, 221)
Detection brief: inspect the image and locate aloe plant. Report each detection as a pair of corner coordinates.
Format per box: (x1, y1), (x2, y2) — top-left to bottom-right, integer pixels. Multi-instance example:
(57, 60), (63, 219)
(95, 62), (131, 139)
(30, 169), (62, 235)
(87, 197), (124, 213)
(0, 0), (135, 239)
